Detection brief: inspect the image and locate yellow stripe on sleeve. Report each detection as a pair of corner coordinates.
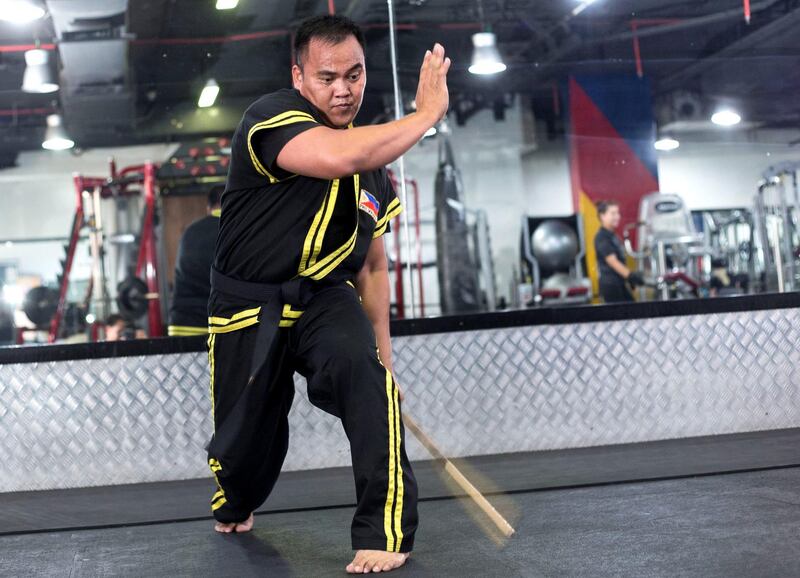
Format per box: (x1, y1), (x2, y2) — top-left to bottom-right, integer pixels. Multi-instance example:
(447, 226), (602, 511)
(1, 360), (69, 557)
(246, 110), (317, 183)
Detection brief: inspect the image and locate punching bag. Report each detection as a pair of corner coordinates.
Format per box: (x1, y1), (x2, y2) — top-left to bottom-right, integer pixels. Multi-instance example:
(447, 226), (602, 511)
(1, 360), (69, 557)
(435, 137), (481, 314)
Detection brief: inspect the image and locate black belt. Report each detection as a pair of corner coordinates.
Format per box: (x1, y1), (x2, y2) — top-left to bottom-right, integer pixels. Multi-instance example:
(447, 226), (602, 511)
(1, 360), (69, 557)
(210, 268), (336, 383)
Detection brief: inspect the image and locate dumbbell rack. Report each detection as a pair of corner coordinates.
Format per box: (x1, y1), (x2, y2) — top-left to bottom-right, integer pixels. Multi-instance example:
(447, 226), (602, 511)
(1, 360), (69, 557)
(49, 160), (163, 342)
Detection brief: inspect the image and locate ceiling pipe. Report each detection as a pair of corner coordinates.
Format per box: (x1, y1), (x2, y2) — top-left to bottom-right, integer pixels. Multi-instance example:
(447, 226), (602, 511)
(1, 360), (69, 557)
(629, 18), (682, 79)
(0, 43), (56, 53)
(0, 106), (55, 117)
(0, 22), (483, 52)
(603, 0), (781, 43)
(131, 30), (289, 46)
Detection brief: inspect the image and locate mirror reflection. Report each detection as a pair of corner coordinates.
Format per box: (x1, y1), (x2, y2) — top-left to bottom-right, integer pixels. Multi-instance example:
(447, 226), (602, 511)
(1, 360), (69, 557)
(0, 0), (798, 345)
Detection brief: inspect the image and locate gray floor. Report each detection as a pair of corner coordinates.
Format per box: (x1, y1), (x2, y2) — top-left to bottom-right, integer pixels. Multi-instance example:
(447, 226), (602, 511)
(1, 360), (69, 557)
(5, 428), (800, 535)
(2, 467), (799, 578)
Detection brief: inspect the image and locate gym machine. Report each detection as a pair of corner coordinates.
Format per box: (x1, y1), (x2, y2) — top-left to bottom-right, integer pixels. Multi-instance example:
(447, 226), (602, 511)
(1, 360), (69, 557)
(752, 161), (800, 293)
(49, 160), (163, 342)
(624, 193), (713, 300)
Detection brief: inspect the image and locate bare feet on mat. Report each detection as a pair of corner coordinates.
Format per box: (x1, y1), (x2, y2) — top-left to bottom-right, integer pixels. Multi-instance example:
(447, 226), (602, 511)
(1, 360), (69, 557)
(214, 513), (254, 534)
(346, 550), (410, 573)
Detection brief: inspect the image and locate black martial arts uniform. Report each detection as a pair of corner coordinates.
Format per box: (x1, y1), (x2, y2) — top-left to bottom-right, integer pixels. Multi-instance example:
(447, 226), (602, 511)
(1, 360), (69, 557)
(594, 227), (634, 303)
(168, 210), (220, 336)
(206, 88), (414, 553)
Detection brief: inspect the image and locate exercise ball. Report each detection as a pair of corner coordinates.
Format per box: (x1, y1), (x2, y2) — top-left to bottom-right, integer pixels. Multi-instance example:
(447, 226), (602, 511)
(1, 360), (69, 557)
(532, 220), (579, 271)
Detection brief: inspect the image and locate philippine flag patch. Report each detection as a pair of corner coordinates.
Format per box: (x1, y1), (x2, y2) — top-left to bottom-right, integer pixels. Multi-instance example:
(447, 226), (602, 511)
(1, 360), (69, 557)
(359, 189), (380, 222)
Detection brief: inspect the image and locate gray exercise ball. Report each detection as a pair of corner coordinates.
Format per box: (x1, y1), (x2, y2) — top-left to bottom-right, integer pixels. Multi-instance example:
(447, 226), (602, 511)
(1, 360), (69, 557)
(532, 220), (579, 271)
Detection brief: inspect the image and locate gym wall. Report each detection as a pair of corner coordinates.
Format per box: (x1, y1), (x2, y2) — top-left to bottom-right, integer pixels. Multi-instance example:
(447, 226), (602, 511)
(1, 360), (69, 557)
(2, 297), (798, 493)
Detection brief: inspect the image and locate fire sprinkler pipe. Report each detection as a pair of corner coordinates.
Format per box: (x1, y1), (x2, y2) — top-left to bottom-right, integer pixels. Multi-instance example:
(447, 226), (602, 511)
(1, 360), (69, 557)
(629, 18), (683, 78)
(0, 43), (55, 53)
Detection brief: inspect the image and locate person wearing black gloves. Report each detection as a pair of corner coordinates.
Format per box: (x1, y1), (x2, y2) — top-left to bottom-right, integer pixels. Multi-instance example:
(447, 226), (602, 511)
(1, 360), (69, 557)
(594, 200), (643, 303)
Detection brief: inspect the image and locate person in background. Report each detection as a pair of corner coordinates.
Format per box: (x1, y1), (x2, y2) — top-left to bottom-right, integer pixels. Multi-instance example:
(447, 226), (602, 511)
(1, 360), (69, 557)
(104, 313), (143, 341)
(167, 185), (223, 336)
(594, 200), (644, 303)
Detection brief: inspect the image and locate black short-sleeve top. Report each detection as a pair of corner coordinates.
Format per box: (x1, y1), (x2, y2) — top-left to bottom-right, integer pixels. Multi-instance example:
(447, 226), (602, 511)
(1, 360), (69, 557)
(214, 88), (403, 286)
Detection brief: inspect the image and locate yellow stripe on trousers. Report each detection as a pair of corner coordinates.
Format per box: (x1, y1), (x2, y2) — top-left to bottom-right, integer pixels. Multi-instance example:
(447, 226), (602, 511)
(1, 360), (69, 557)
(207, 335), (227, 512)
(382, 370), (404, 552)
(392, 382), (405, 550)
(207, 334), (217, 431)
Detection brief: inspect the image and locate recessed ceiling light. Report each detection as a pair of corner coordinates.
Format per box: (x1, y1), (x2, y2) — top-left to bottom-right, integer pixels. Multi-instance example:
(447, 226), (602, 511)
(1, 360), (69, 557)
(711, 109), (741, 127)
(0, 0), (46, 23)
(654, 137), (680, 151)
(198, 78), (220, 108)
(215, 0), (238, 9)
(572, 0), (598, 16)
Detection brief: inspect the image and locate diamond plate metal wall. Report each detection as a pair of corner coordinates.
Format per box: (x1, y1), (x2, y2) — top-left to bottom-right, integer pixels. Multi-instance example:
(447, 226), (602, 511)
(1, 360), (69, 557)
(2, 308), (799, 492)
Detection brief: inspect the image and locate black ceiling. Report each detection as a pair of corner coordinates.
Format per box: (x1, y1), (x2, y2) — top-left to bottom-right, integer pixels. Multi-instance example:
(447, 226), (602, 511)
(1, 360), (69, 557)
(0, 0), (798, 160)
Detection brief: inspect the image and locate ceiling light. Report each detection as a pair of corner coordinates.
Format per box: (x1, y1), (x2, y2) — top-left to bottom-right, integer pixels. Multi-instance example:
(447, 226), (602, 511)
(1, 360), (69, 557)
(198, 78), (220, 108)
(468, 32), (506, 75)
(42, 114), (74, 150)
(0, 0), (46, 23)
(22, 49), (59, 93)
(572, 0), (598, 16)
(654, 136), (680, 151)
(711, 109), (741, 127)
(215, 0), (238, 9)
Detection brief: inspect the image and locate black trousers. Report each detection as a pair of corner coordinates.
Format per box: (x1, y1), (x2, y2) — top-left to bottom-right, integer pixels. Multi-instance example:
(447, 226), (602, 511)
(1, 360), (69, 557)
(599, 275), (635, 303)
(206, 285), (417, 553)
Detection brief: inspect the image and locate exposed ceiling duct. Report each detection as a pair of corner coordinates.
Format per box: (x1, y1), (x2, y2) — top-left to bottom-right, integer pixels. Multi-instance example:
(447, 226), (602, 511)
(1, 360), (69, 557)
(46, 0), (133, 144)
(0, 0), (798, 154)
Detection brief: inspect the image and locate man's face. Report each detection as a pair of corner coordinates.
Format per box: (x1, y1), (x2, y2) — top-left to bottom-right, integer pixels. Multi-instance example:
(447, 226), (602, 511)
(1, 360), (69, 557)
(602, 205), (621, 229)
(106, 320), (126, 341)
(292, 36), (366, 128)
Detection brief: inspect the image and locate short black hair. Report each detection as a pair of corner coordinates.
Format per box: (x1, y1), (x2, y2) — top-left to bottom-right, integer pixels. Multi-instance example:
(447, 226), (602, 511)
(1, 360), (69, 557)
(105, 313), (126, 326)
(597, 200), (619, 218)
(208, 184), (224, 208)
(294, 15), (365, 68)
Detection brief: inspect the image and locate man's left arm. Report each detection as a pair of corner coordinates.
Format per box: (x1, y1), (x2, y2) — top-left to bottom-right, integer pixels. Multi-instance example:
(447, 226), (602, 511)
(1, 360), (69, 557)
(355, 237), (402, 398)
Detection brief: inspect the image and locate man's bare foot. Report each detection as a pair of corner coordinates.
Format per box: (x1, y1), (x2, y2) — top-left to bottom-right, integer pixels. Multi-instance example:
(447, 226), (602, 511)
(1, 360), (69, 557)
(346, 550), (409, 573)
(214, 513), (254, 534)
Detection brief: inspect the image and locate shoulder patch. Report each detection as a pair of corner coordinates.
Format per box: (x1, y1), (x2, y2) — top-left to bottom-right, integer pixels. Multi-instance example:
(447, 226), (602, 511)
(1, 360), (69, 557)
(359, 189), (380, 222)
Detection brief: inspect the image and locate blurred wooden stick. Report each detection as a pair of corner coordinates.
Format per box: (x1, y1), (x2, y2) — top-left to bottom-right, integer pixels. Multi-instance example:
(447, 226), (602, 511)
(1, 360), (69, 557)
(402, 413), (516, 538)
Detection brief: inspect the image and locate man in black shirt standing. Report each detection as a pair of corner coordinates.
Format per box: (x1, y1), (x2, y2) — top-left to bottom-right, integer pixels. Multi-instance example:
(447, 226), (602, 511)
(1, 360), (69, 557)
(206, 15), (450, 574)
(594, 200), (643, 303)
(168, 186), (223, 336)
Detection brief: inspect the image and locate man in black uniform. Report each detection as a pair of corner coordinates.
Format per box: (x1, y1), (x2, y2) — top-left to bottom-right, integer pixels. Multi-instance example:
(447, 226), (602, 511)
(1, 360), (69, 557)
(206, 15), (450, 574)
(594, 200), (643, 303)
(168, 186), (223, 336)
